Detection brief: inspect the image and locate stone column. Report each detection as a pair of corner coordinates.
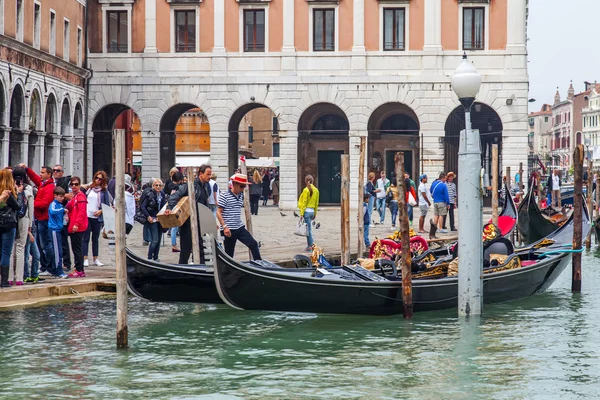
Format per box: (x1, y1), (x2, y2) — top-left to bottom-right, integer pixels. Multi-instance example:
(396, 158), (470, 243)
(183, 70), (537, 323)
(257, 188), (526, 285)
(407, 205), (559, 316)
(144, 0), (157, 53)
(348, 133), (365, 210)
(281, 0), (296, 73)
(278, 132), (298, 210)
(0, 127), (10, 167)
(423, 0), (442, 52)
(209, 125), (229, 190)
(72, 135), (84, 178)
(506, 0), (526, 50)
(29, 131), (46, 171)
(212, 0), (226, 74)
(62, 136), (74, 172)
(351, 0), (366, 72)
(21, 130), (30, 166)
(141, 130), (161, 181)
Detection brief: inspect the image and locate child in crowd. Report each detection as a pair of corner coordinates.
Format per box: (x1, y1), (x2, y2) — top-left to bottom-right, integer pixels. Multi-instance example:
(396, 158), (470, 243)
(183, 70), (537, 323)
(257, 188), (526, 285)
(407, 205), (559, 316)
(48, 187), (68, 279)
(363, 193), (371, 249)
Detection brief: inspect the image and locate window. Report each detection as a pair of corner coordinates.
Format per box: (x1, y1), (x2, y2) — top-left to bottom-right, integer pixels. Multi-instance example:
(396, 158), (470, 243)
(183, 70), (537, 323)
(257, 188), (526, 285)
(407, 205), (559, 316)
(243, 10), (265, 52)
(383, 8), (405, 51)
(544, 116), (549, 123)
(77, 27), (82, 66)
(33, 3), (41, 49)
(175, 10), (196, 52)
(63, 19), (70, 62)
(16, 0), (24, 41)
(313, 9), (335, 51)
(463, 7), (484, 50)
(272, 142), (280, 158)
(49, 11), (56, 56)
(107, 11), (128, 53)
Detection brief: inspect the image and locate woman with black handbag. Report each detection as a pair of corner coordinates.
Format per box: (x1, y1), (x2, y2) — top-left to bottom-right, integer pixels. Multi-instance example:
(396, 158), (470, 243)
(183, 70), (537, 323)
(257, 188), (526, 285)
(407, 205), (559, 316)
(141, 178), (166, 261)
(0, 168), (24, 288)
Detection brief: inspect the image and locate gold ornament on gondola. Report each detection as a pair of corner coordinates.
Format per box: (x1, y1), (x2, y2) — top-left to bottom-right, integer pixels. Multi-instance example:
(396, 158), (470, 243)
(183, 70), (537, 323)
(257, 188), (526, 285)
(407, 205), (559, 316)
(482, 222), (500, 242)
(310, 243), (324, 266)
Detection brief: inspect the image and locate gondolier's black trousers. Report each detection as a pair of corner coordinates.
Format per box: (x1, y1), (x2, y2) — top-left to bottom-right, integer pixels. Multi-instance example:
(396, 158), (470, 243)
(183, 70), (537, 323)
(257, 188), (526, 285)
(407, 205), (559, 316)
(179, 217), (206, 265)
(224, 226), (261, 261)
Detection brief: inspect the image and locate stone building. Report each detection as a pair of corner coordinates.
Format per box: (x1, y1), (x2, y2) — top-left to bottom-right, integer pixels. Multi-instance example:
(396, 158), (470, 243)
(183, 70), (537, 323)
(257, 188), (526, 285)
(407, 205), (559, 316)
(87, 0), (529, 208)
(550, 86), (574, 171)
(0, 0), (89, 176)
(528, 104), (552, 166)
(581, 83), (600, 163)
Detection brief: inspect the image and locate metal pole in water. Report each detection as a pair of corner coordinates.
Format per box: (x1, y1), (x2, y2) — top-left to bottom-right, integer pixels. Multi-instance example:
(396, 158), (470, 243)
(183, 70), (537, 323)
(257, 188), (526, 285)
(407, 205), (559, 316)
(114, 128), (128, 349)
(452, 54), (483, 317)
(491, 144), (499, 227)
(395, 152), (413, 318)
(357, 137), (366, 257)
(340, 155), (350, 265)
(572, 144), (584, 292)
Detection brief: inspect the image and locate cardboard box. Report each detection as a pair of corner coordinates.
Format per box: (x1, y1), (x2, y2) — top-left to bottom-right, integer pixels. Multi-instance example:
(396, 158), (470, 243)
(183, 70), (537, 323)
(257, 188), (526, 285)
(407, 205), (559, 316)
(157, 196), (190, 228)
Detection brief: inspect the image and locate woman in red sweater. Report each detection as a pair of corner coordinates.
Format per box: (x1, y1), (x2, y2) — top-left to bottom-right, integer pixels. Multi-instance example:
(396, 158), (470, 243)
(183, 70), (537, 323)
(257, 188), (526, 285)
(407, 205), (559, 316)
(66, 176), (88, 277)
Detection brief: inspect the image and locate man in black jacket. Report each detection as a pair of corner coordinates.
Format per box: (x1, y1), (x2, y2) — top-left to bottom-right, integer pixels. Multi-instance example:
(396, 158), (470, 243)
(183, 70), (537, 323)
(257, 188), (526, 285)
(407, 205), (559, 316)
(165, 164), (212, 264)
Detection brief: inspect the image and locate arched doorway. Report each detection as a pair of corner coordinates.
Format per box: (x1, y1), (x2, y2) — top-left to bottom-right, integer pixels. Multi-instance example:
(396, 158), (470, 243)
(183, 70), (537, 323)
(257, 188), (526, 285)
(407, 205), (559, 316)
(9, 85), (25, 165)
(72, 103), (84, 177)
(159, 103), (210, 179)
(444, 102), (503, 206)
(298, 103), (349, 204)
(367, 102), (420, 181)
(228, 103), (278, 178)
(60, 98), (72, 167)
(92, 104), (141, 178)
(27, 89), (43, 168)
(45, 93), (59, 166)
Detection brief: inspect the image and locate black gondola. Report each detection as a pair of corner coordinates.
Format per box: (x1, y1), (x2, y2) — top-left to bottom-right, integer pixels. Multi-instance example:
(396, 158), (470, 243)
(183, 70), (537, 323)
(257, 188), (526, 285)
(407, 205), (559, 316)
(517, 183), (566, 244)
(493, 181), (518, 236)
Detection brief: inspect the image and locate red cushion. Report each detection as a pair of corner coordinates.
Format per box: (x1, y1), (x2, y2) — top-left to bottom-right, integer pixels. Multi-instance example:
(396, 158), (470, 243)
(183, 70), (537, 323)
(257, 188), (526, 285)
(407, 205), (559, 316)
(369, 237), (429, 259)
(487, 216), (516, 236)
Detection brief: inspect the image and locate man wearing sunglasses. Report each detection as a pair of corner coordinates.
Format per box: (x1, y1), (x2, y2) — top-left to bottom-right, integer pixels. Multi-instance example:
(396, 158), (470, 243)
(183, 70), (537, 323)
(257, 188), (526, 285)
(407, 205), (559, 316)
(53, 164), (73, 272)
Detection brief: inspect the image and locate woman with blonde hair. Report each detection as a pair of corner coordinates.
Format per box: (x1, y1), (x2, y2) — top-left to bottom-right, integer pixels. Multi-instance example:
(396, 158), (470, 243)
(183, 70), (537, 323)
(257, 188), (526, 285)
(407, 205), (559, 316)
(0, 168), (23, 287)
(82, 170), (112, 267)
(249, 169), (263, 215)
(297, 175), (320, 252)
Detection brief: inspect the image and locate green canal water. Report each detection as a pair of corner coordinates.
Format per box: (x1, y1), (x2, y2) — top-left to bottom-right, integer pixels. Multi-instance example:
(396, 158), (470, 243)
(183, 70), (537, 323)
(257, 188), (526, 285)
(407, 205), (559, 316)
(2, 251), (600, 399)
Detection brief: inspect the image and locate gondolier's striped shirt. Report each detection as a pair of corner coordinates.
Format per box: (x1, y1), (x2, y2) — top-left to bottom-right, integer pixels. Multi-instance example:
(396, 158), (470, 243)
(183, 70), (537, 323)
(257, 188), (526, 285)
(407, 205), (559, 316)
(218, 189), (244, 230)
(447, 182), (457, 204)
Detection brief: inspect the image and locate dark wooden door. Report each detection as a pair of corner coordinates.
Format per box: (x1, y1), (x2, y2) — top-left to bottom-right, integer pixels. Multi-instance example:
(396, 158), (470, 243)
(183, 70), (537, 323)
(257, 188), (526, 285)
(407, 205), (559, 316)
(318, 150), (343, 203)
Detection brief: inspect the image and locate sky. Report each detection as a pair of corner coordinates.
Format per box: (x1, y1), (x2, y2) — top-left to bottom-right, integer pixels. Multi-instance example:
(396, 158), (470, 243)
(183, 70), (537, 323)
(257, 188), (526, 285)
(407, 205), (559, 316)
(528, 0), (600, 111)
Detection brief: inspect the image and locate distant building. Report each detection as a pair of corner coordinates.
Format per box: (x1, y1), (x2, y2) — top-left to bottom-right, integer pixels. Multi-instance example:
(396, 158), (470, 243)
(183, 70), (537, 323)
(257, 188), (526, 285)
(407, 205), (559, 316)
(550, 85), (574, 171)
(581, 83), (600, 163)
(528, 104), (552, 167)
(0, 0), (90, 177)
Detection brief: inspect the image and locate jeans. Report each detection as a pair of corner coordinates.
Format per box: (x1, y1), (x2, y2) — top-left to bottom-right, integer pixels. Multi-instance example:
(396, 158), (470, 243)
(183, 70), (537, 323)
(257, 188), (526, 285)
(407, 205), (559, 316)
(0, 228), (16, 266)
(546, 190), (552, 207)
(36, 220), (56, 273)
(250, 194), (260, 215)
(10, 216), (29, 282)
(376, 198), (386, 224)
(50, 230), (65, 276)
(304, 211), (315, 247)
(223, 226), (261, 260)
(61, 225), (71, 269)
(389, 200), (399, 226)
(143, 223), (152, 243)
(171, 227), (178, 247)
(24, 233), (40, 279)
(146, 222), (161, 260)
(408, 205), (414, 223)
(83, 218), (103, 258)
(209, 204), (218, 218)
(368, 196), (375, 222)
(364, 224), (370, 248)
(70, 232), (84, 272)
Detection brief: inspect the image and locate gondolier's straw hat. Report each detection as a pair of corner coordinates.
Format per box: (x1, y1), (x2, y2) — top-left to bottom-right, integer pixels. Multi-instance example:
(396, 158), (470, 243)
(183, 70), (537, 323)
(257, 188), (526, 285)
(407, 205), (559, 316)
(230, 173), (250, 186)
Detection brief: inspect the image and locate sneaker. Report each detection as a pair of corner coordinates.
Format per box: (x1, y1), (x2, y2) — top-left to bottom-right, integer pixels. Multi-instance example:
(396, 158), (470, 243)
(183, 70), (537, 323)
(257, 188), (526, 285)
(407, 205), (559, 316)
(68, 271), (86, 278)
(172, 247), (181, 253)
(56, 274), (69, 279)
(369, 224), (375, 228)
(143, 241), (150, 246)
(391, 226), (396, 231)
(439, 229), (449, 234)
(34, 277), (43, 283)
(83, 259), (89, 267)
(303, 247), (313, 252)
(94, 259), (104, 267)
(15, 281), (24, 286)
(39, 271), (52, 276)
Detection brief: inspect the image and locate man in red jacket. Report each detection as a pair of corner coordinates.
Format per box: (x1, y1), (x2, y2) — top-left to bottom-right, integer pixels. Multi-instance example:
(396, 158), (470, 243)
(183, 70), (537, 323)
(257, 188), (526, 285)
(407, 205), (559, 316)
(21, 164), (59, 276)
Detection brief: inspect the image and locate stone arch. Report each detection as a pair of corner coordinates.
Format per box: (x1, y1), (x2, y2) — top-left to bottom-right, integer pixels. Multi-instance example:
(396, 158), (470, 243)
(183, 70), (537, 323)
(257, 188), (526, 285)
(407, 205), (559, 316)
(9, 84), (26, 165)
(297, 102), (350, 204)
(227, 102), (279, 178)
(367, 102), (421, 179)
(60, 97), (73, 167)
(0, 74), (7, 127)
(444, 102), (503, 206)
(92, 103), (142, 178)
(159, 102), (210, 179)
(71, 102), (85, 177)
(43, 93), (59, 167)
(28, 88), (43, 131)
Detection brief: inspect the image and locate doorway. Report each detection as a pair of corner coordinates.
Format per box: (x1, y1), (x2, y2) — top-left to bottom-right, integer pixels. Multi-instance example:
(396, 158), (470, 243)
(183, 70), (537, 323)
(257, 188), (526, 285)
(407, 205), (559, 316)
(317, 150), (343, 204)
(386, 150), (413, 181)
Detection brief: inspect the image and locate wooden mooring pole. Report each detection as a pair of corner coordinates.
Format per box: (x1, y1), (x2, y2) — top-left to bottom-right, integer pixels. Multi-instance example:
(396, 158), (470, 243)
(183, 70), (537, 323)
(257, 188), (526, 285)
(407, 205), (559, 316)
(572, 145), (584, 292)
(518, 162), (524, 193)
(586, 161), (594, 249)
(491, 144), (499, 226)
(395, 152), (413, 318)
(186, 167), (202, 264)
(340, 155), (350, 265)
(357, 137), (366, 257)
(506, 166), (511, 190)
(114, 128), (128, 349)
(596, 174), (600, 245)
(240, 159), (253, 259)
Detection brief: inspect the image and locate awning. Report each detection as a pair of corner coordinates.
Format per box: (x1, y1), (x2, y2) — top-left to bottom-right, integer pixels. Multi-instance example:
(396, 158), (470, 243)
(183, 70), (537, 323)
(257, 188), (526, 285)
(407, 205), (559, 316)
(133, 155), (142, 166)
(242, 158), (276, 168)
(176, 155), (210, 167)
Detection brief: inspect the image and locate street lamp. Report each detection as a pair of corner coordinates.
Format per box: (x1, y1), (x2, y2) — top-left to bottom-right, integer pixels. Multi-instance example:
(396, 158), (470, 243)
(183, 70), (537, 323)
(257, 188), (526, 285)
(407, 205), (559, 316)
(451, 54), (483, 318)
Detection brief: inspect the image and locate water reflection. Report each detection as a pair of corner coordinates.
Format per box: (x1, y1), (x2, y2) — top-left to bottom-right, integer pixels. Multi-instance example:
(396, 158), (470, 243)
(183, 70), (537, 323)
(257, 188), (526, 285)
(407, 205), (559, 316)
(1, 253), (600, 399)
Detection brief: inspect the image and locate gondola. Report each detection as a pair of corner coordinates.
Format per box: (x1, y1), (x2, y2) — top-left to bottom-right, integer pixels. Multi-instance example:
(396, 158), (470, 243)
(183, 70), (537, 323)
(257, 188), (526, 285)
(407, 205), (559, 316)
(126, 248), (221, 304)
(517, 183), (569, 245)
(493, 181), (518, 236)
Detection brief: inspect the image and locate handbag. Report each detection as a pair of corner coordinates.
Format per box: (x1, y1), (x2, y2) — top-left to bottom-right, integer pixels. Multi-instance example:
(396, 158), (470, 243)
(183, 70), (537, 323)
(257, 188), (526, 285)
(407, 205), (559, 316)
(134, 209), (147, 224)
(408, 192), (417, 207)
(294, 218), (309, 237)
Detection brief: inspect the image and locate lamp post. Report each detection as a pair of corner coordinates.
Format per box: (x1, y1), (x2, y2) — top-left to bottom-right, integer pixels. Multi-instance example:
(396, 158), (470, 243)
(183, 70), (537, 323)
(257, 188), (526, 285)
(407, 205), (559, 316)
(451, 54), (483, 317)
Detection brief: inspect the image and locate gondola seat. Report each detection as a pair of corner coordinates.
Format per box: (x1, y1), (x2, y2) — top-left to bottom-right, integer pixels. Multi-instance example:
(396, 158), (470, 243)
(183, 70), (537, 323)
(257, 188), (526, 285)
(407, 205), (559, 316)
(293, 255), (313, 269)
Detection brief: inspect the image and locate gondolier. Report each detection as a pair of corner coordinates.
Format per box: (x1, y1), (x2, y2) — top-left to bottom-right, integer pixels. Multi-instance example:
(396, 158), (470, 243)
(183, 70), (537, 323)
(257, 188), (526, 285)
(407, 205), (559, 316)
(165, 164), (212, 264)
(217, 174), (262, 260)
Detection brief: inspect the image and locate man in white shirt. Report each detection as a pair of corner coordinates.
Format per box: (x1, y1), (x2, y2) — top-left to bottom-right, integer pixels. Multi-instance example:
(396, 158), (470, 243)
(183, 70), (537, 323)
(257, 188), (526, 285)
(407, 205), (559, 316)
(552, 169), (561, 208)
(375, 171), (390, 224)
(417, 174), (431, 233)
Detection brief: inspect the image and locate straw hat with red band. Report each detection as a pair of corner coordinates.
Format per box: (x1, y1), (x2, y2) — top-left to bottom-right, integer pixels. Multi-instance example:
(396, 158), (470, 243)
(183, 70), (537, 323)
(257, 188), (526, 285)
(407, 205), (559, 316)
(230, 173), (250, 186)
